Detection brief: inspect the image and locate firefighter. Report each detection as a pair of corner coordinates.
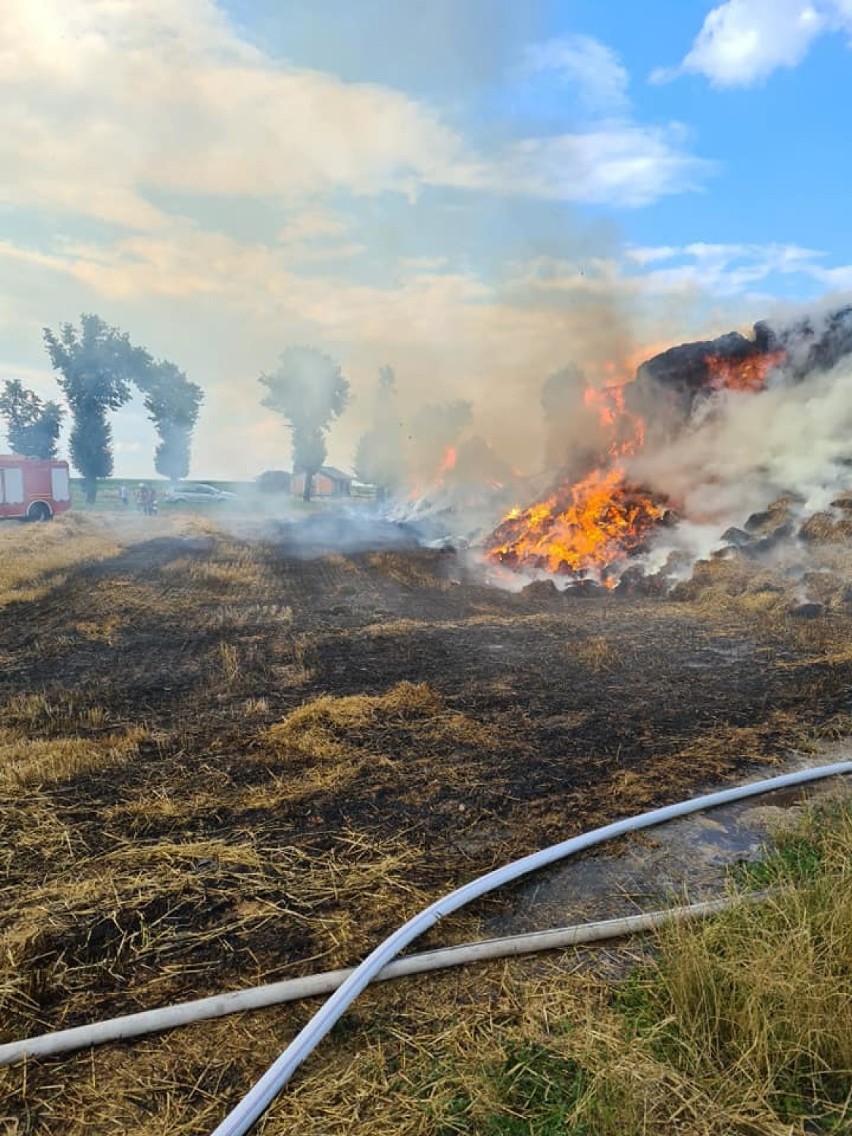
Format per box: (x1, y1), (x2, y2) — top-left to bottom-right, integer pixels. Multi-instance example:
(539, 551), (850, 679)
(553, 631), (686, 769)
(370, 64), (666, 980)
(137, 484), (155, 515)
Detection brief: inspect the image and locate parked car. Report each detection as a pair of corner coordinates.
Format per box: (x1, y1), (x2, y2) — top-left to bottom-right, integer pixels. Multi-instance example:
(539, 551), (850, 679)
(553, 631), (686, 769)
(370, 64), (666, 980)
(163, 483), (237, 503)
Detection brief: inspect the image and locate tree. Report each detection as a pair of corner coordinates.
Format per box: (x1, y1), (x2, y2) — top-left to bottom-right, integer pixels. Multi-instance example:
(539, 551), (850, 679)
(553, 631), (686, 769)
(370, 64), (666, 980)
(0, 380), (64, 459)
(353, 365), (404, 501)
(43, 314), (152, 502)
(259, 347), (350, 501)
(138, 360), (204, 483)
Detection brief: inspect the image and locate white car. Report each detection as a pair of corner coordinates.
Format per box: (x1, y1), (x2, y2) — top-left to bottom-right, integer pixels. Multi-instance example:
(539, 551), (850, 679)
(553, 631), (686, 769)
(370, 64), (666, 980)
(164, 483), (237, 503)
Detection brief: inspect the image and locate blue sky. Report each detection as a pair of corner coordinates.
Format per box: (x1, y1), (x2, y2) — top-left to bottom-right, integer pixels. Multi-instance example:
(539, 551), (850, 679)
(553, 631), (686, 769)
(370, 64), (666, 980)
(2, 0), (851, 478)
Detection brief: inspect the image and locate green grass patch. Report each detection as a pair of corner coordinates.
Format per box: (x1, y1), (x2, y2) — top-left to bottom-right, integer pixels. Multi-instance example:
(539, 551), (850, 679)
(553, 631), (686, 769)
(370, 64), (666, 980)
(429, 1042), (591, 1136)
(604, 798), (852, 1133)
(733, 832), (825, 889)
(418, 797), (852, 1136)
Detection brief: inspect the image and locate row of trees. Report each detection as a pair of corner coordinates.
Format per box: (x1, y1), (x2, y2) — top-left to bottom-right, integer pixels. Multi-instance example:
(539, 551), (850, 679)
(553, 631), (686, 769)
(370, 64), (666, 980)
(0, 315), (203, 502)
(1, 318), (474, 505)
(2, 323), (360, 505)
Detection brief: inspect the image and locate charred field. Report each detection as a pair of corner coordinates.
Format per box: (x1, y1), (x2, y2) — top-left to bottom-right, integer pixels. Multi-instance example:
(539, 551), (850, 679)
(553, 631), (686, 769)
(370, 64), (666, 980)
(2, 511), (852, 1133)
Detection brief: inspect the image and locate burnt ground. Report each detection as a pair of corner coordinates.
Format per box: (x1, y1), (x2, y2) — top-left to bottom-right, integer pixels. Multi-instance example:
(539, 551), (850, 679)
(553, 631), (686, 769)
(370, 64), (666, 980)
(1, 514), (851, 1133)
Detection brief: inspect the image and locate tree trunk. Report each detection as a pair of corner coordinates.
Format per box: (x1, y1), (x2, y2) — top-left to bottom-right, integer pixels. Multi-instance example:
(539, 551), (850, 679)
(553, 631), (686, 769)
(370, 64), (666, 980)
(302, 472), (314, 502)
(85, 477), (98, 504)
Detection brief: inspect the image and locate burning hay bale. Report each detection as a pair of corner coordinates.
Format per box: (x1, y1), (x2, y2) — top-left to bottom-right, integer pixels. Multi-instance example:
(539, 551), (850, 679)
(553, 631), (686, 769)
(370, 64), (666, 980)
(482, 306), (852, 593)
(718, 519), (797, 559)
(668, 555), (790, 610)
(487, 471), (669, 584)
(519, 578), (561, 600)
(744, 498), (797, 534)
(628, 327), (785, 435)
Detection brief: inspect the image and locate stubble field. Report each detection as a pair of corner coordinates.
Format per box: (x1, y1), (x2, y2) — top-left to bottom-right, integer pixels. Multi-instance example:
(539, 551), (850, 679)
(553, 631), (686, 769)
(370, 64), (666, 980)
(1, 511), (851, 1134)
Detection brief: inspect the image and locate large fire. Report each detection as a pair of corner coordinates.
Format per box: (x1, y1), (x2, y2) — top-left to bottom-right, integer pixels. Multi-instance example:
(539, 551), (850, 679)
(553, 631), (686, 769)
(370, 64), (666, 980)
(704, 349), (785, 393)
(486, 345), (786, 583)
(487, 376), (666, 583)
(487, 466), (668, 584)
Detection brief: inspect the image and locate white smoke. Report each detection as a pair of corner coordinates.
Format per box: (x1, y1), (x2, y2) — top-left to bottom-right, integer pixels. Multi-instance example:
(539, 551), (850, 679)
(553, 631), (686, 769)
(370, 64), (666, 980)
(629, 354), (852, 560)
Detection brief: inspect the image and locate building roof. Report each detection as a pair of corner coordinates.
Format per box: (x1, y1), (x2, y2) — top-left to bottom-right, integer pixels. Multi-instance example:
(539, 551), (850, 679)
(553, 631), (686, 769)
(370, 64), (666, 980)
(316, 466), (352, 482)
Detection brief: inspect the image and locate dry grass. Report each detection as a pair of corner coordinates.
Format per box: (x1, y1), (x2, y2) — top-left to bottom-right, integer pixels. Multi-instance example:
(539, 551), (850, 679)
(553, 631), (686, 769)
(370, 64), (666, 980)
(218, 642), (241, 685)
(0, 693), (119, 734)
(238, 799), (852, 1136)
(363, 550), (454, 590)
(0, 726), (148, 787)
(0, 514), (123, 606)
(239, 682), (498, 811)
(0, 512), (227, 609)
(13, 793), (843, 1136)
(574, 635), (622, 673)
(263, 682), (494, 763)
(0, 824), (430, 1053)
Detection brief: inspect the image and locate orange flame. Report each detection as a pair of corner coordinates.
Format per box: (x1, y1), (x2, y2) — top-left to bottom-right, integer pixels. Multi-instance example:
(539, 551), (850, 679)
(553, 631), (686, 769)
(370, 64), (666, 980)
(486, 343), (787, 581)
(408, 444), (460, 501)
(704, 349), (785, 393)
(487, 367), (664, 581)
(488, 466), (666, 583)
(438, 445), (457, 475)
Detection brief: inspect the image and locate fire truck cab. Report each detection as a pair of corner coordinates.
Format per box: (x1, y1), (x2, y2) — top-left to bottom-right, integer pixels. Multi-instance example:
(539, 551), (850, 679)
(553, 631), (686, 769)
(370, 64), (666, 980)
(0, 456), (71, 521)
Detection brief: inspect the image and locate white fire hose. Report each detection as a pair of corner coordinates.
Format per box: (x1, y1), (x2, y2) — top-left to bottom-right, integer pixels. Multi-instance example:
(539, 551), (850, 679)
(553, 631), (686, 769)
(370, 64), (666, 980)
(0, 897), (734, 1067)
(210, 761), (851, 1136)
(1, 763), (848, 1133)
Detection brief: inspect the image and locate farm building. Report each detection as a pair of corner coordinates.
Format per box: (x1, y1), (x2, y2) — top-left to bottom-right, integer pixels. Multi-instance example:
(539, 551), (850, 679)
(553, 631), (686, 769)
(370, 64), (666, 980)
(256, 469), (292, 494)
(290, 466), (352, 498)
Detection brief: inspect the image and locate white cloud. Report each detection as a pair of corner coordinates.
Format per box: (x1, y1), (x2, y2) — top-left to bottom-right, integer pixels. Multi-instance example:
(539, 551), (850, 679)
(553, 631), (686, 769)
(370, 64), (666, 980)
(625, 246), (681, 266)
(504, 34), (712, 206)
(0, 0), (470, 226)
(444, 123), (713, 208)
(0, 1), (712, 225)
(654, 0), (852, 87)
(508, 124), (715, 207)
(514, 241), (847, 302)
(623, 241), (831, 297)
(806, 262), (852, 289)
(518, 34), (630, 114)
(275, 210), (347, 243)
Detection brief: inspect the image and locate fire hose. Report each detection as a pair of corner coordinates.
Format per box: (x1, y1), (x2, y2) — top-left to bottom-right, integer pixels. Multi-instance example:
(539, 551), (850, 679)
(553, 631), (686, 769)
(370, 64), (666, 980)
(0, 896), (736, 1067)
(0, 763), (848, 1132)
(210, 761), (851, 1136)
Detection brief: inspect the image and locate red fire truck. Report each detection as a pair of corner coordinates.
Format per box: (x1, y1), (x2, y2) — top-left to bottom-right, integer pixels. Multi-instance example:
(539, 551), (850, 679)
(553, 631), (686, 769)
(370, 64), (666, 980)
(0, 456), (72, 521)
